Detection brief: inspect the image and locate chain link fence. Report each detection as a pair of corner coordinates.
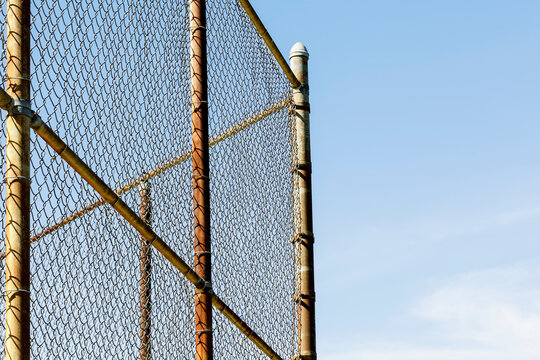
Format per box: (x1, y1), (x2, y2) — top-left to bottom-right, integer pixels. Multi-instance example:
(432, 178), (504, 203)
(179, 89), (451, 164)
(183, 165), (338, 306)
(0, 0), (300, 358)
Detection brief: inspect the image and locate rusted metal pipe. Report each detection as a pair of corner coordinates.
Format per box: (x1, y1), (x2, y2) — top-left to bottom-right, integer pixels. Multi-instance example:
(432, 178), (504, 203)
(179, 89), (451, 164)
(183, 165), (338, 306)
(4, 0), (32, 358)
(29, 116), (283, 360)
(139, 181), (152, 360)
(190, 0), (213, 358)
(290, 43), (316, 360)
(0, 87), (14, 111)
(237, 0), (301, 89)
(0, 98), (289, 259)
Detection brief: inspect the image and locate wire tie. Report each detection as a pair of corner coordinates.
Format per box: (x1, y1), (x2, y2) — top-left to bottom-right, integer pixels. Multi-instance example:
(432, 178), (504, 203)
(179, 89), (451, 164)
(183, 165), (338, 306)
(189, 25), (207, 31)
(4, 288), (31, 295)
(194, 328), (213, 334)
(194, 251), (211, 255)
(3, 76), (31, 82)
(3, 175), (31, 183)
(191, 100), (208, 104)
(192, 174), (210, 180)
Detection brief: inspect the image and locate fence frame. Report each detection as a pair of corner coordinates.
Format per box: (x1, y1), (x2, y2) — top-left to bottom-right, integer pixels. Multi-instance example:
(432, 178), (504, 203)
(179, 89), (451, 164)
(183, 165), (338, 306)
(1, 0), (316, 359)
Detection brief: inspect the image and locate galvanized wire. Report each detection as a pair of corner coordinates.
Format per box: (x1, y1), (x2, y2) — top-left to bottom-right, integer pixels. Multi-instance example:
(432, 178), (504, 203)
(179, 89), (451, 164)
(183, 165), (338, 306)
(208, 1), (297, 358)
(0, 0), (298, 358)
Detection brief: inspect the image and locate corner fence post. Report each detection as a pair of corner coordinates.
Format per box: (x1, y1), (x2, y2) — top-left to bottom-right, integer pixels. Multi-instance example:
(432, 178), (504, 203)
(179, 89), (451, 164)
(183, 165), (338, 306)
(139, 181), (152, 360)
(290, 43), (316, 360)
(4, 0), (32, 358)
(189, 0), (213, 359)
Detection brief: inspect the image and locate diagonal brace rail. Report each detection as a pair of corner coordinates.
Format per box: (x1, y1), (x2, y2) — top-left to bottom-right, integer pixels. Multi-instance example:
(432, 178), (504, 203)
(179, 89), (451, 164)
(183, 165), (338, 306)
(0, 88), (284, 360)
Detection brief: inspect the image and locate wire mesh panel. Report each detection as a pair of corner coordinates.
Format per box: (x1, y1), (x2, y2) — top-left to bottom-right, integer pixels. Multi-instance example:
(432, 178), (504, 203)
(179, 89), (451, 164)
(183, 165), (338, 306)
(0, 0), (299, 358)
(207, 1), (297, 359)
(28, 0), (194, 358)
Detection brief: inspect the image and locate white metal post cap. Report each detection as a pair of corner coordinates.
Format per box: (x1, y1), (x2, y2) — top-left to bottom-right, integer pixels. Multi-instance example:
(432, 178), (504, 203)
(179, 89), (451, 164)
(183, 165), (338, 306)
(289, 42), (309, 59)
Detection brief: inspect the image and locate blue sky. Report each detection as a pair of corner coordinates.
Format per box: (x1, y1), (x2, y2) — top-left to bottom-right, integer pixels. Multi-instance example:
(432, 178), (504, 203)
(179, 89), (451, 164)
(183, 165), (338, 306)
(252, 1), (540, 358)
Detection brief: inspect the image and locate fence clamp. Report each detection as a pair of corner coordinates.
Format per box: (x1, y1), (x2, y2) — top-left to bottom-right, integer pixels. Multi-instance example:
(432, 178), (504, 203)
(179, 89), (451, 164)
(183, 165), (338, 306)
(195, 280), (213, 295)
(10, 99), (33, 119)
(291, 291), (316, 303)
(290, 232), (315, 244)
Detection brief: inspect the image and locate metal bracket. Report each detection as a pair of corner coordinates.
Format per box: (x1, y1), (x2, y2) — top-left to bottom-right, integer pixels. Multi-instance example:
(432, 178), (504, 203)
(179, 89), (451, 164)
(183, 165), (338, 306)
(8, 100), (44, 129)
(291, 352), (317, 360)
(292, 84), (309, 95)
(10, 99), (33, 119)
(291, 161), (312, 173)
(195, 280), (213, 294)
(291, 291), (316, 303)
(294, 103), (311, 112)
(289, 232), (314, 244)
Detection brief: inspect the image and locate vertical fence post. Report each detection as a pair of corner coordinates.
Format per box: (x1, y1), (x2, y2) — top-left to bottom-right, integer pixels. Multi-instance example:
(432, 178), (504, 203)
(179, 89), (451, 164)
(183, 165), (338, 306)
(139, 181), (152, 360)
(290, 42), (316, 360)
(4, 0), (32, 358)
(4, 0), (32, 359)
(189, 0), (212, 359)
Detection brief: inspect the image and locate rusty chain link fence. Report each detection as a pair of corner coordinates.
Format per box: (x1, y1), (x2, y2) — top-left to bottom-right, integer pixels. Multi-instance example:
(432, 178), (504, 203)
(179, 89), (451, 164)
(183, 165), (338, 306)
(0, 0), (313, 359)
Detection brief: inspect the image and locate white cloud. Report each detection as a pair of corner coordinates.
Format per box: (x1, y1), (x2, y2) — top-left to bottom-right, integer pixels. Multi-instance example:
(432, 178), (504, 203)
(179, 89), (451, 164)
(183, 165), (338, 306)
(320, 262), (540, 360)
(414, 263), (540, 357)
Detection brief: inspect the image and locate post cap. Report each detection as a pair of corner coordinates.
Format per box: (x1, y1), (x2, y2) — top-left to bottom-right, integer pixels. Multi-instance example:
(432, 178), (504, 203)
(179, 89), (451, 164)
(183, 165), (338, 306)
(289, 42), (309, 60)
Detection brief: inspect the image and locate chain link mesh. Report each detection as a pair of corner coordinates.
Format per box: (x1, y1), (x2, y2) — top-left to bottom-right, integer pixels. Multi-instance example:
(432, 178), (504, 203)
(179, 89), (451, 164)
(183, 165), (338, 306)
(0, 0), (299, 358)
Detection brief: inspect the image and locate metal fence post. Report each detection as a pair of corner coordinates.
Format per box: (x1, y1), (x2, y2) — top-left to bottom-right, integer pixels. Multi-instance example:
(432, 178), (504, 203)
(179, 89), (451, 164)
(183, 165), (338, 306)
(4, 0), (32, 358)
(290, 42), (316, 360)
(139, 181), (152, 360)
(189, 0), (212, 359)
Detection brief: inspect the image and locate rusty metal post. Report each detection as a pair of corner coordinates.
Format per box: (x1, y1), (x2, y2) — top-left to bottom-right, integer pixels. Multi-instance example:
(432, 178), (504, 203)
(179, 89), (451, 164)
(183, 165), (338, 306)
(290, 43), (316, 360)
(189, 0), (212, 359)
(139, 181), (152, 360)
(4, 0), (32, 358)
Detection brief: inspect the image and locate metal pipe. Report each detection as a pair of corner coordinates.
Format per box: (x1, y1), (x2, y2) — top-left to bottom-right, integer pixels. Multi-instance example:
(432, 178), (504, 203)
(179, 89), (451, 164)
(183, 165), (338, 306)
(0, 87), (14, 111)
(2, 99), (288, 257)
(139, 181), (152, 360)
(290, 43), (316, 360)
(4, 0), (32, 358)
(237, 0), (301, 89)
(29, 116), (283, 360)
(190, 0), (213, 358)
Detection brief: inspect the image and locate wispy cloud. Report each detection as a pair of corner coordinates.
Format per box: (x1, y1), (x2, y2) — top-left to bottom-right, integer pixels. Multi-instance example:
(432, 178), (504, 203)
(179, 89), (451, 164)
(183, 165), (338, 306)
(320, 262), (540, 360)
